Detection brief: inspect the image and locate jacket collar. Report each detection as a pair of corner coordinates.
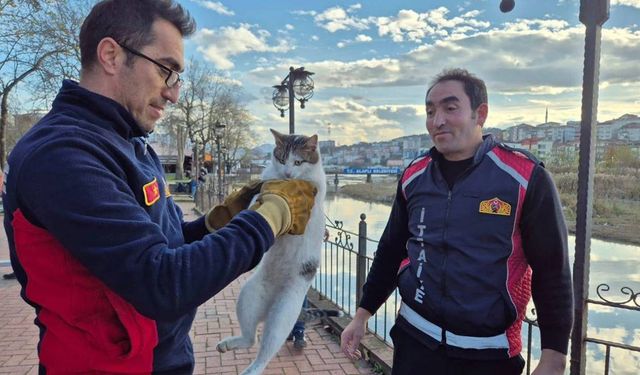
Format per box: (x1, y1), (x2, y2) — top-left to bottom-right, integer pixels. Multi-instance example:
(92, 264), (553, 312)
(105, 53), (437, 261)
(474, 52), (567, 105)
(429, 134), (497, 165)
(52, 80), (147, 139)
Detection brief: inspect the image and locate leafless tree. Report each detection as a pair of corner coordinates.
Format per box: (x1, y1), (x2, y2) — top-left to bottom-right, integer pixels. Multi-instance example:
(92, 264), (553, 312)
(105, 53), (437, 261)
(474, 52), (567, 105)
(0, 0), (89, 165)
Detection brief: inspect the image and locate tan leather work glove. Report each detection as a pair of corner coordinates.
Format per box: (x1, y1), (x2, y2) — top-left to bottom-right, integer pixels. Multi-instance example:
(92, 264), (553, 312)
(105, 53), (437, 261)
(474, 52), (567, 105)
(205, 180), (263, 232)
(250, 179), (317, 237)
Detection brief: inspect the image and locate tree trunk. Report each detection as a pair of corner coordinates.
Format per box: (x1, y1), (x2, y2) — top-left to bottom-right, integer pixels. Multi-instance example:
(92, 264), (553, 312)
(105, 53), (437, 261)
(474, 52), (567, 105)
(0, 93), (8, 167)
(193, 143), (199, 178)
(175, 125), (186, 179)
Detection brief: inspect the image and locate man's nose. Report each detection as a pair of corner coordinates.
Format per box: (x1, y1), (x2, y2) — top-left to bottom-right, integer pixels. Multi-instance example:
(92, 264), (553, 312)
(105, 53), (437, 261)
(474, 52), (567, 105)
(163, 85), (180, 104)
(433, 111), (445, 128)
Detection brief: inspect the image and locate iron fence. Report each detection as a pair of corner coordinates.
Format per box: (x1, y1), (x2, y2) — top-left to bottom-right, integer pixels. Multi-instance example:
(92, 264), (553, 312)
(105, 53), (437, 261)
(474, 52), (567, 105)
(313, 213), (640, 375)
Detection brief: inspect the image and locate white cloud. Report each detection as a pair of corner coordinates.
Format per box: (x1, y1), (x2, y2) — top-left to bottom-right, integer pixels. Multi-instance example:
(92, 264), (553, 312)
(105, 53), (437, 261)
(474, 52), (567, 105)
(291, 10), (317, 16)
(271, 97), (423, 144)
(314, 6), (370, 32)
(612, 0), (640, 9)
(336, 34), (373, 48)
(285, 24), (295, 30)
(248, 12), (640, 136)
(375, 7), (490, 43)
(210, 74), (243, 87)
(191, 0), (234, 16)
(311, 35), (320, 41)
(194, 24), (292, 70)
(355, 34), (373, 42)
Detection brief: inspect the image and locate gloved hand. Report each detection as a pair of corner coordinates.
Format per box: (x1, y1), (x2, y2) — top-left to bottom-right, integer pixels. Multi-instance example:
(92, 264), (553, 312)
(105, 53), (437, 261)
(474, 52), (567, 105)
(205, 180), (263, 232)
(250, 179), (317, 237)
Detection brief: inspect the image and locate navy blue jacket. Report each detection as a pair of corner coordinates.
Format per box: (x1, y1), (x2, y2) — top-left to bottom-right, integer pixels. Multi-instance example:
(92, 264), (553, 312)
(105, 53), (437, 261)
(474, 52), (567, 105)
(3, 80), (274, 373)
(361, 136), (572, 360)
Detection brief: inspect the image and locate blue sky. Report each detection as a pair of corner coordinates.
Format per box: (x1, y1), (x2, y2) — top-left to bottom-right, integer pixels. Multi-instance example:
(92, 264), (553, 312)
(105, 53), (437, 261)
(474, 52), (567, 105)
(178, 0), (640, 145)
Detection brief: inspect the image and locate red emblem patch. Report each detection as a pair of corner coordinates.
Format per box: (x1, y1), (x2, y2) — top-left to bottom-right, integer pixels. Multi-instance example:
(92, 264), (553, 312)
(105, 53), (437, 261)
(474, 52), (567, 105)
(143, 178), (161, 206)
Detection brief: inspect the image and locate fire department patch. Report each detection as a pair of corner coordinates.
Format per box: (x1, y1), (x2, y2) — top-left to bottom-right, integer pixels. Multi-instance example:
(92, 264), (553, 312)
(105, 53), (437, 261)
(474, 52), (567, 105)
(143, 178), (161, 206)
(479, 197), (511, 216)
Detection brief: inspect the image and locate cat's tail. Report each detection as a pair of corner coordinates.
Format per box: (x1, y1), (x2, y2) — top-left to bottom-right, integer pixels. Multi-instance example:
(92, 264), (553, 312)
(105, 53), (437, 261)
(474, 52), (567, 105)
(297, 308), (344, 323)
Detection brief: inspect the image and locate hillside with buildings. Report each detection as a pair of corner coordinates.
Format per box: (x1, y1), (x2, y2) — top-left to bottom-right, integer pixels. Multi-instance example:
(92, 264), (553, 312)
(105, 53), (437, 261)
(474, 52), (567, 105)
(314, 114), (640, 168)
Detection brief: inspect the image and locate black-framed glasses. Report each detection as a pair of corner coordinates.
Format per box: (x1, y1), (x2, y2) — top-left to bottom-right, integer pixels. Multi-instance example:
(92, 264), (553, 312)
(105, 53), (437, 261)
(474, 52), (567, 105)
(117, 42), (183, 89)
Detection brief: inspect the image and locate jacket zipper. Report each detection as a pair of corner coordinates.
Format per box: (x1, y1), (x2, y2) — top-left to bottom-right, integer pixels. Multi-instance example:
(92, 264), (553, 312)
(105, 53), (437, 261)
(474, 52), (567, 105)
(440, 189), (452, 344)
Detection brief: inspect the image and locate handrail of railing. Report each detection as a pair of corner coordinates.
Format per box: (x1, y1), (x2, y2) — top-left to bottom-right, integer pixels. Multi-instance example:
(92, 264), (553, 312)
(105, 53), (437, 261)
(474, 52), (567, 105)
(324, 214), (379, 252)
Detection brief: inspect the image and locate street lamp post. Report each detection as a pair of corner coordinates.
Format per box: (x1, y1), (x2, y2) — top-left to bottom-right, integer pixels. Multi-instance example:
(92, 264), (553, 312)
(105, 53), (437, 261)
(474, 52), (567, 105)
(272, 66), (315, 134)
(213, 120), (226, 203)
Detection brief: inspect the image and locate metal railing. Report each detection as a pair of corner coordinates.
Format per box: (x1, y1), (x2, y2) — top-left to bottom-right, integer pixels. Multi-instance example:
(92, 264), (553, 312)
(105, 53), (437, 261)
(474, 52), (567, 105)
(314, 214), (400, 344)
(582, 286), (640, 375)
(313, 213), (640, 375)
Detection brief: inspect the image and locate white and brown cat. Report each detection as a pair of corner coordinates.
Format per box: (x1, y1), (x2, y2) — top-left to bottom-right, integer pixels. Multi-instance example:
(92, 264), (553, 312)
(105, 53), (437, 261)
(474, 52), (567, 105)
(217, 129), (328, 375)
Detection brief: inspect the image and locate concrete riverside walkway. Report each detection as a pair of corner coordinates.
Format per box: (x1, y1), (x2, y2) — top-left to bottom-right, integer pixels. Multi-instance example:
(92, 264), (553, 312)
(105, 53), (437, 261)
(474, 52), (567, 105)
(0, 199), (375, 374)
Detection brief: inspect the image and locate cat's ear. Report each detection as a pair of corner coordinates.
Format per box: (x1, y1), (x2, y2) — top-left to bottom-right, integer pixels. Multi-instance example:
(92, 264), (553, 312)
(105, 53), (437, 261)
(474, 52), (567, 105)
(270, 128), (285, 146)
(306, 134), (318, 152)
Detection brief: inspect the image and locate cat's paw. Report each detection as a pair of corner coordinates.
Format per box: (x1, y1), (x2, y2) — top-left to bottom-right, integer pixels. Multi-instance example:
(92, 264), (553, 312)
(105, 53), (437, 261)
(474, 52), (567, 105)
(216, 340), (230, 353)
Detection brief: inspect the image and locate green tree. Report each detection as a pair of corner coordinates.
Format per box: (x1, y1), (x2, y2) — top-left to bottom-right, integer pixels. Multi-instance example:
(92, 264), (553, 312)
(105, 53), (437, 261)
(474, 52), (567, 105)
(602, 145), (640, 172)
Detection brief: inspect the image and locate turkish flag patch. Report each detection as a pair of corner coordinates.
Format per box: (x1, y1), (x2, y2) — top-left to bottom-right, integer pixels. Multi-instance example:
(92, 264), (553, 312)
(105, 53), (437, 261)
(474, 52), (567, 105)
(143, 178), (161, 206)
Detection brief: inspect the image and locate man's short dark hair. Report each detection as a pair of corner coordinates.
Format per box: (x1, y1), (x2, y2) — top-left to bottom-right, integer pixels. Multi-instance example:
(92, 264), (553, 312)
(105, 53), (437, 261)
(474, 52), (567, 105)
(79, 0), (196, 69)
(426, 68), (488, 111)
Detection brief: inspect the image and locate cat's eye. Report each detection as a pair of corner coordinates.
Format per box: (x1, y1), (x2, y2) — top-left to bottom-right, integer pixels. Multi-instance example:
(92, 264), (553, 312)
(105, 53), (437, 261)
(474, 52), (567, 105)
(294, 160), (306, 166)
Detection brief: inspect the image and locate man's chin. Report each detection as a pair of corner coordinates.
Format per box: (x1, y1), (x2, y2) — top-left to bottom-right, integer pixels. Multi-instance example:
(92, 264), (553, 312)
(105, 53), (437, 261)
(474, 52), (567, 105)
(137, 119), (156, 134)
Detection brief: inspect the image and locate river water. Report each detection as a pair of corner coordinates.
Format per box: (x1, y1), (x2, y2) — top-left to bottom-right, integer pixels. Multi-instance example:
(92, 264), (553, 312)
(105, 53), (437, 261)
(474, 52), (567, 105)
(320, 175), (640, 374)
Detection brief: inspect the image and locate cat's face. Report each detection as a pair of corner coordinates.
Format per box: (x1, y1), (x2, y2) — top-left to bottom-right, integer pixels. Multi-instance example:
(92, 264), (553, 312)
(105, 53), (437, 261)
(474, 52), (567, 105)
(270, 129), (319, 179)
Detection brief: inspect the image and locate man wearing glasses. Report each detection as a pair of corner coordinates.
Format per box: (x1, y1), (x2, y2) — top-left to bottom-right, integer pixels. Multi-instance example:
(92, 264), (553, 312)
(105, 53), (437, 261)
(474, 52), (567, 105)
(2, 0), (317, 374)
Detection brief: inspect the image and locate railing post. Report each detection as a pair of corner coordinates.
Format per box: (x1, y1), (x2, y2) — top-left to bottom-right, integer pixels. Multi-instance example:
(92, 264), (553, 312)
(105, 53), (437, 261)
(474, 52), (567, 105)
(571, 1), (609, 374)
(356, 213), (367, 307)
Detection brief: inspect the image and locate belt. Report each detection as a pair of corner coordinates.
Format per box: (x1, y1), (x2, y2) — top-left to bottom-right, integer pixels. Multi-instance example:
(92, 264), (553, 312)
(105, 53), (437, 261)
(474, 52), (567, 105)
(398, 302), (509, 350)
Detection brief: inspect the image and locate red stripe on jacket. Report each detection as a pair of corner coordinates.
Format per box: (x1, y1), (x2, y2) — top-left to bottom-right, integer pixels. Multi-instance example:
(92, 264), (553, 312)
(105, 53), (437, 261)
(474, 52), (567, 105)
(401, 156), (431, 199)
(491, 149), (536, 357)
(12, 209), (158, 373)
(491, 147), (536, 183)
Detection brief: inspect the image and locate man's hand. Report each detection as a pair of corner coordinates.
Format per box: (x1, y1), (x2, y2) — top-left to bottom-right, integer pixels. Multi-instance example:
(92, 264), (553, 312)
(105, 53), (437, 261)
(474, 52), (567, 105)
(251, 179), (317, 237)
(205, 180), (263, 232)
(532, 349), (567, 375)
(341, 308), (371, 360)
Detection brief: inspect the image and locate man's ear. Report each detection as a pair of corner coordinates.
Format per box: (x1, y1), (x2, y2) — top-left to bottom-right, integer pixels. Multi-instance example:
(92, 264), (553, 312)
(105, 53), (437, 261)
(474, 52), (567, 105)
(475, 103), (488, 128)
(95, 37), (125, 76)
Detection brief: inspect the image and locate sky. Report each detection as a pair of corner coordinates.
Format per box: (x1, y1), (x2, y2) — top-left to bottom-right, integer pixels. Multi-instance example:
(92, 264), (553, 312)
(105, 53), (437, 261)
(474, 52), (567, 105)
(178, 0), (640, 146)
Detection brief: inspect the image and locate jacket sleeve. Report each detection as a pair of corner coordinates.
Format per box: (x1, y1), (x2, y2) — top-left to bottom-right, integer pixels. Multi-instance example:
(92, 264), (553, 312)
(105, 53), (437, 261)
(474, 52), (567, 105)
(17, 138), (274, 321)
(181, 214), (211, 244)
(521, 165), (573, 354)
(359, 180), (410, 315)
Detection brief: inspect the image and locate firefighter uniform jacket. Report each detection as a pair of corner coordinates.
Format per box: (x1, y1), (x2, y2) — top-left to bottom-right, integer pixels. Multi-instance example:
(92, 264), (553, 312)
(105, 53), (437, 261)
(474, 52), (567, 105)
(3, 80), (275, 373)
(360, 135), (573, 360)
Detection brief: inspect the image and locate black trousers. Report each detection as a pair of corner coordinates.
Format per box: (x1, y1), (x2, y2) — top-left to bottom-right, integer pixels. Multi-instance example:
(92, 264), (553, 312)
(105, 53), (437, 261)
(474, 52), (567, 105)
(390, 325), (525, 375)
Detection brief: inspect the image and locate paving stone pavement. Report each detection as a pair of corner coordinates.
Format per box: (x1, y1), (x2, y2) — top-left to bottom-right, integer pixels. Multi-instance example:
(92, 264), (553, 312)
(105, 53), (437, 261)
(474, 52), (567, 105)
(0, 199), (375, 374)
